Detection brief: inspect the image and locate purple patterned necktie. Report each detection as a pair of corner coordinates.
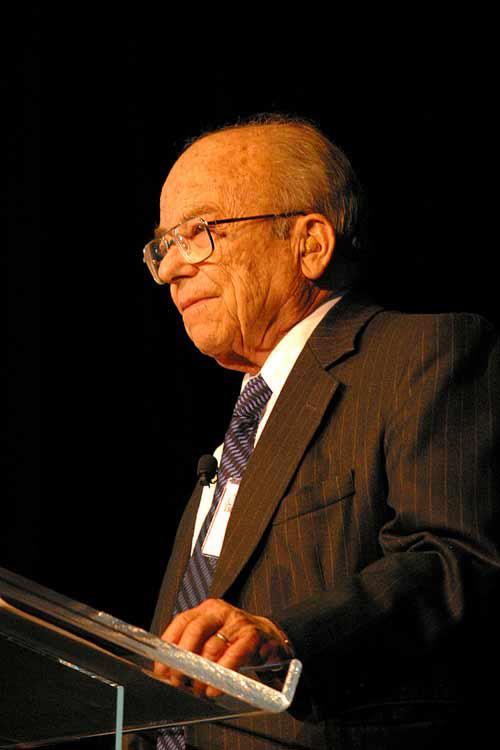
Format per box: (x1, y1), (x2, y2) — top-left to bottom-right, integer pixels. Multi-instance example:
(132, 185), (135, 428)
(158, 374), (272, 750)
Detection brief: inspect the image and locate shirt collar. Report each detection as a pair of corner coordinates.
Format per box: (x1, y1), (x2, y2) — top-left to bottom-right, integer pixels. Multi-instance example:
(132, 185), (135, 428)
(242, 294), (344, 395)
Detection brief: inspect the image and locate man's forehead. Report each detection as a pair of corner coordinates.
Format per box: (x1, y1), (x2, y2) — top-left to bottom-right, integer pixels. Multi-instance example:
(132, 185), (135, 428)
(188, 127), (268, 159)
(172, 130), (269, 181)
(161, 129), (273, 220)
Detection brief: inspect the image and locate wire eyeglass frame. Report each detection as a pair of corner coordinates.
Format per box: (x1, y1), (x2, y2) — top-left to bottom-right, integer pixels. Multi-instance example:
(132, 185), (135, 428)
(143, 211), (306, 285)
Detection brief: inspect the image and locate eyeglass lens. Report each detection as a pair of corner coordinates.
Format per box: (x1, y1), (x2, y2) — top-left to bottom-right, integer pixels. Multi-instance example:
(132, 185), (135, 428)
(174, 218), (213, 261)
(144, 218), (213, 283)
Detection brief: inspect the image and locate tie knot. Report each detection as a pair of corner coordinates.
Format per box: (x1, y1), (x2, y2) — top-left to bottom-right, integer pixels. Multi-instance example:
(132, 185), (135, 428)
(232, 374), (272, 422)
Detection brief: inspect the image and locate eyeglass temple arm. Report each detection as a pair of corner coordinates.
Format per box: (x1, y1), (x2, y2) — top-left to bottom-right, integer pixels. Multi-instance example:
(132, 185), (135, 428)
(206, 212), (306, 227)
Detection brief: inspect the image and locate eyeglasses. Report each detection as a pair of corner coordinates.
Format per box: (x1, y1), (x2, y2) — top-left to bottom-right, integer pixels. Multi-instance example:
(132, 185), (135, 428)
(142, 211), (306, 285)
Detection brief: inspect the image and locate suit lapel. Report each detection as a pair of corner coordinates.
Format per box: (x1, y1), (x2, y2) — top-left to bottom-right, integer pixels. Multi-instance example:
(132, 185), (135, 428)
(210, 290), (383, 599)
(151, 482), (202, 635)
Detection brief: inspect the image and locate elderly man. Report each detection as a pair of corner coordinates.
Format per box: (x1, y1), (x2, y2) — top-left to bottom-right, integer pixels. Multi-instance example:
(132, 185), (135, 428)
(138, 115), (499, 749)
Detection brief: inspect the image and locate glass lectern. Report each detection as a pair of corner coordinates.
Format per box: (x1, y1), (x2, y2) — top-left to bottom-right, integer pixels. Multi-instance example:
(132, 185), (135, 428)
(0, 567), (302, 749)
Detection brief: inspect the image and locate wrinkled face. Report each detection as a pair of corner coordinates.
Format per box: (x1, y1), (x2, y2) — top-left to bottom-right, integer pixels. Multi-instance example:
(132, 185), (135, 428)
(157, 129), (309, 371)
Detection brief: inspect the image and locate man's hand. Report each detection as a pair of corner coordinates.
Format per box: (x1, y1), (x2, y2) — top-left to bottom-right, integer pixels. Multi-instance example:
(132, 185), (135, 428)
(153, 598), (293, 698)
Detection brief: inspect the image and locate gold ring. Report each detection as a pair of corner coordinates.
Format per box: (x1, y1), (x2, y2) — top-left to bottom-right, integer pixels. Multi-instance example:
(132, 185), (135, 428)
(215, 631), (231, 646)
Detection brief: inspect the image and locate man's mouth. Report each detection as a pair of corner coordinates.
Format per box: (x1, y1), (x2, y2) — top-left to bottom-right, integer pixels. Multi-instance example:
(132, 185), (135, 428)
(180, 296), (216, 312)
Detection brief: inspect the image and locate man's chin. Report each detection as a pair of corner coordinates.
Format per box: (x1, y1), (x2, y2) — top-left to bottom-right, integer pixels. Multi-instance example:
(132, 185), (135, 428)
(188, 332), (229, 363)
(186, 328), (257, 373)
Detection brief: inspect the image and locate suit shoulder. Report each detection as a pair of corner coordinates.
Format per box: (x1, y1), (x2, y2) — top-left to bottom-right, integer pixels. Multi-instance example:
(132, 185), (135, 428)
(353, 308), (499, 387)
(366, 308), (497, 347)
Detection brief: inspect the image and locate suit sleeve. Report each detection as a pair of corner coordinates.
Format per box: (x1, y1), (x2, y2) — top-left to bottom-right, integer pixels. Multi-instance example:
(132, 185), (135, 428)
(274, 313), (500, 714)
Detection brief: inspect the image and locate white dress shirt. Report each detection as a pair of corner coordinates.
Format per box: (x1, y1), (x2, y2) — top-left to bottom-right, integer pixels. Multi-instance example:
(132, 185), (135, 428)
(191, 295), (343, 552)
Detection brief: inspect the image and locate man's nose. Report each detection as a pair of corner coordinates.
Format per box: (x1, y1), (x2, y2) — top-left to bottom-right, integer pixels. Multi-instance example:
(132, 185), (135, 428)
(157, 245), (198, 285)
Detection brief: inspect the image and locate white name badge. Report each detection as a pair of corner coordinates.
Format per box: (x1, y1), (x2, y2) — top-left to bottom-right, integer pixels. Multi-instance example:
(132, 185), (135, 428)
(201, 480), (240, 559)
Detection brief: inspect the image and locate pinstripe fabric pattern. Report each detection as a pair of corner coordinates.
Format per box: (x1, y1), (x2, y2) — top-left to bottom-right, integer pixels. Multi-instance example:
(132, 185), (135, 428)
(147, 292), (499, 750)
(157, 375), (272, 750)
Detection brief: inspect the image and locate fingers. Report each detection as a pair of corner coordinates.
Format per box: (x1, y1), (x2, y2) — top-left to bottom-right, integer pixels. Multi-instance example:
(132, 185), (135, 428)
(203, 620), (288, 698)
(155, 599), (227, 686)
(153, 600), (292, 698)
(191, 632), (232, 695)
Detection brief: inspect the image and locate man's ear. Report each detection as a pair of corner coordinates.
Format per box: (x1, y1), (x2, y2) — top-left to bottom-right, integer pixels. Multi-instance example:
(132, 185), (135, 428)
(298, 215), (336, 280)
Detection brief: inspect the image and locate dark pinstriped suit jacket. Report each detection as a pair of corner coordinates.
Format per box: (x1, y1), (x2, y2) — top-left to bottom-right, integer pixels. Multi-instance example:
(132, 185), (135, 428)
(146, 291), (499, 749)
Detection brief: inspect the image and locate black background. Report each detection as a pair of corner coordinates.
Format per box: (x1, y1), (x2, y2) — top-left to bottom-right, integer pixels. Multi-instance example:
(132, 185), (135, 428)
(3, 9), (498, 748)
